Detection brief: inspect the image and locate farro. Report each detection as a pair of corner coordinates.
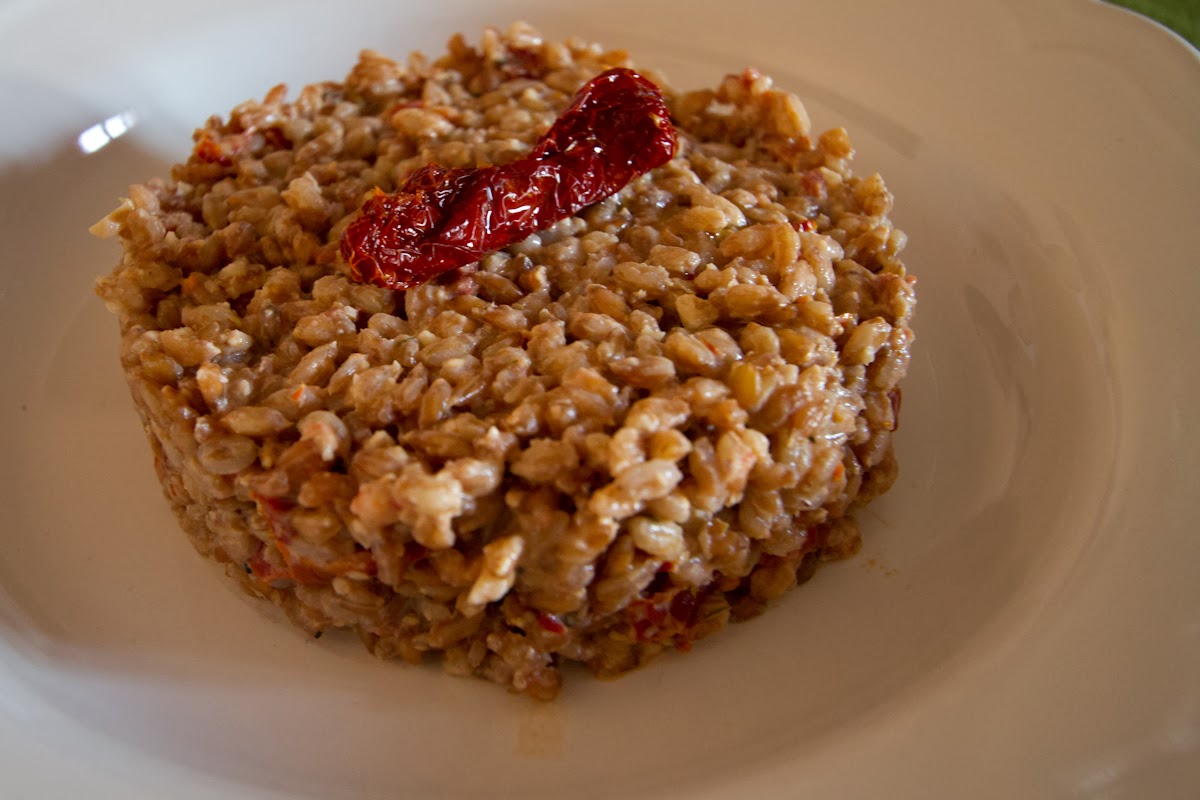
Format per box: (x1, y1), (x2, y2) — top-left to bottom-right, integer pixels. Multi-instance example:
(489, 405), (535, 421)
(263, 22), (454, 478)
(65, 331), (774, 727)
(95, 23), (916, 700)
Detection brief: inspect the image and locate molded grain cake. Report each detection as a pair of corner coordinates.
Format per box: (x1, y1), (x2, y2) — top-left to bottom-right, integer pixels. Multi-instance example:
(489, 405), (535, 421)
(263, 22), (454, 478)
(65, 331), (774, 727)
(94, 24), (916, 699)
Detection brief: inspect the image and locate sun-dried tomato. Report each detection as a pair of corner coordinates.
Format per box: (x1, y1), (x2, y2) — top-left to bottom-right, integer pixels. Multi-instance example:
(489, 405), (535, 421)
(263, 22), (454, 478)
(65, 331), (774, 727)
(193, 136), (233, 167)
(340, 67), (678, 291)
(626, 583), (713, 652)
(250, 492), (376, 586)
(245, 546), (292, 587)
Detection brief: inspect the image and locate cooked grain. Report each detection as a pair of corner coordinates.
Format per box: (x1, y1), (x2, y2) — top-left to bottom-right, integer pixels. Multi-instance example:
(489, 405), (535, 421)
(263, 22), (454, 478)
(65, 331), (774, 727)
(95, 23), (916, 699)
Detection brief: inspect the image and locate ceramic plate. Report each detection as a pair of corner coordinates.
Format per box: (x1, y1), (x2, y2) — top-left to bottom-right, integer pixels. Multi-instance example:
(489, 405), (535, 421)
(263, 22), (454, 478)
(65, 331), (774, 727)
(1, 0), (1197, 797)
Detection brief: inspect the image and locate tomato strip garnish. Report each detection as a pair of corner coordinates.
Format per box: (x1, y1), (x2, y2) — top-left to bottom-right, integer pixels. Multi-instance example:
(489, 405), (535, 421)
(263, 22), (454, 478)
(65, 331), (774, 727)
(250, 492), (376, 586)
(340, 67), (678, 291)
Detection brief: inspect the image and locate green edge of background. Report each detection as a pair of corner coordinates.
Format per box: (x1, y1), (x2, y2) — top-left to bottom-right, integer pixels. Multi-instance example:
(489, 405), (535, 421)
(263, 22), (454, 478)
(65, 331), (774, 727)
(1108, 0), (1199, 48)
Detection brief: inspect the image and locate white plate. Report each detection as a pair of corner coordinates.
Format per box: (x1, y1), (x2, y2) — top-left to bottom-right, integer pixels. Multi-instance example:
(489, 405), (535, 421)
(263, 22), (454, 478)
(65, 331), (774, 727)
(2, 0), (1197, 797)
